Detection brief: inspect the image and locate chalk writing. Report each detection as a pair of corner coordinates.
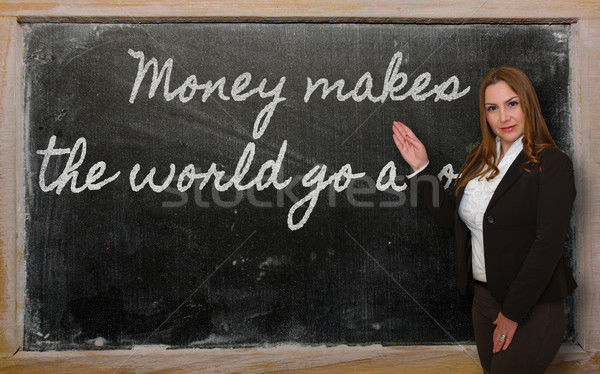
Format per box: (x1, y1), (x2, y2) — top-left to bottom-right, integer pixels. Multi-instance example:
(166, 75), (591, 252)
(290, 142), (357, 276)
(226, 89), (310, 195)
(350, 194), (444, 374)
(438, 164), (459, 190)
(127, 49), (286, 140)
(375, 161), (408, 192)
(36, 136), (120, 194)
(287, 164), (365, 230)
(36, 135), (459, 230)
(304, 52), (471, 103)
(35, 49), (471, 230)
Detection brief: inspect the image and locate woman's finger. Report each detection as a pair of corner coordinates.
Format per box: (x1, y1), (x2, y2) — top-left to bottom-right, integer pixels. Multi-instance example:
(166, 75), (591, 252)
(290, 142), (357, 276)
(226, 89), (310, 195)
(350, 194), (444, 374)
(393, 123), (409, 142)
(393, 123), (419, 150)
(392, 125), (404, 143)
(492, 312), (518, 354)
(392, 120), (429, 172)
(405, 133), (423, 149)
(402, 123), (418, 138)
(392, 126), (412, 155)
(404, 134), (422, 149)
(393, 121), (409, 136)
(502, 332), (514, 351)
(392, 133), (405, 152)
(494, 331), (513, 353)
(399, 123), (423, 144)
(395, 123), (424, 151)
(493, 329), (503, 354)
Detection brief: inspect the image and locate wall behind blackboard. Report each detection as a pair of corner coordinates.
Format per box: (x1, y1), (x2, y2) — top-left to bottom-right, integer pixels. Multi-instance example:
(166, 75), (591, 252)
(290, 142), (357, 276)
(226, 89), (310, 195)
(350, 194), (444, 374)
(23, 23), (571, 350)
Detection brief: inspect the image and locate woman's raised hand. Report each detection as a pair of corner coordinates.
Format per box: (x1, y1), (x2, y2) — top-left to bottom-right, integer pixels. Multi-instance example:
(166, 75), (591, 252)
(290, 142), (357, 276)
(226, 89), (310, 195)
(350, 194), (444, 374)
(392, 121), (429, 172)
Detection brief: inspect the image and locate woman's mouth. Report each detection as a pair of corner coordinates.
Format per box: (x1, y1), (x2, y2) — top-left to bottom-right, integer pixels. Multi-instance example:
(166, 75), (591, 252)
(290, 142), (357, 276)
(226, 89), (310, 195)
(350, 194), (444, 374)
(501, 125), (517, 132)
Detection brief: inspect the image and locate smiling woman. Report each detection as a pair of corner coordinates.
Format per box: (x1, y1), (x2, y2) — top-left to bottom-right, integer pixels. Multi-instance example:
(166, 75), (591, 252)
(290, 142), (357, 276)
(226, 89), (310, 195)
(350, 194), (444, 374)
(393, 66), (577, 373)
(483, 81), (526, 159)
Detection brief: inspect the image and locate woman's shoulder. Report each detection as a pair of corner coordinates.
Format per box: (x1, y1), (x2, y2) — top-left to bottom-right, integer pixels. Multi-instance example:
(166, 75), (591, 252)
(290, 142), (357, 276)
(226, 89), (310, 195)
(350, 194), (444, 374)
(537, 146), (574, 173)
(538, 146), (572, 163)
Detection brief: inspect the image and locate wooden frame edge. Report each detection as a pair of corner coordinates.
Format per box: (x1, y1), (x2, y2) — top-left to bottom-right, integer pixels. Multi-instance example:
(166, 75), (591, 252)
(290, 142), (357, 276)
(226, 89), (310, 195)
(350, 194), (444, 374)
(0, 4), (598, 364)
(572, 18), (600, 352)
(0, 16), (22, 357)
(14, 16), (579, 24)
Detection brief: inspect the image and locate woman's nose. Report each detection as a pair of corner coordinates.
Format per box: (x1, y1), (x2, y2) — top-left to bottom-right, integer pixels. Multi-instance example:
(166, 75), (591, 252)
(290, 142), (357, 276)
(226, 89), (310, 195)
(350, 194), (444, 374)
(499, 108), (509, 122)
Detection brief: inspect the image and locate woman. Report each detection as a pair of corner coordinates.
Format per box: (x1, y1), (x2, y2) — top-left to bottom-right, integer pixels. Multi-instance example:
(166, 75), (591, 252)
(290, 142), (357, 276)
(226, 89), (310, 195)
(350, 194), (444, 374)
(392, 66), (576, 374)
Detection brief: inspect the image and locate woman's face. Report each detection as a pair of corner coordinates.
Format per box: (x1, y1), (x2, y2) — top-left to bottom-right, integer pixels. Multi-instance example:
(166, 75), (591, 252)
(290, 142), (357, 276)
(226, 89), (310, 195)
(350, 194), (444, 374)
(484, 80), (526, 154)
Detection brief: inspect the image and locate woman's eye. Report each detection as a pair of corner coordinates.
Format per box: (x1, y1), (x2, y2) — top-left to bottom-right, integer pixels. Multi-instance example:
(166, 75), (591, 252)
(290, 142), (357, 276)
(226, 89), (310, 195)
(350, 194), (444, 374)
(486, 106), (497, 112)
(508, 100), (519, 108)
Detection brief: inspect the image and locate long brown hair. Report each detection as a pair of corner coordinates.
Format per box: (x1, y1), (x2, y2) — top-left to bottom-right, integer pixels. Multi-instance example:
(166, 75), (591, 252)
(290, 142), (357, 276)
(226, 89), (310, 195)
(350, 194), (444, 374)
(454, 66), (557, 194)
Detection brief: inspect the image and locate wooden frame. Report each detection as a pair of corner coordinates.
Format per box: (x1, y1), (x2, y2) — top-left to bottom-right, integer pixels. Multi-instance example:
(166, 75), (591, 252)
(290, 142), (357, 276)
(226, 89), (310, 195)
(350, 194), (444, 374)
(1, 1), (599, 372)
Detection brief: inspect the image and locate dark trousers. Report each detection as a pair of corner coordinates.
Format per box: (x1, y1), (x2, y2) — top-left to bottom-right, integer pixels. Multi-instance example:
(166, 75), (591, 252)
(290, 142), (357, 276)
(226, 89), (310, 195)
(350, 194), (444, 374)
(472, 284), (565, 374)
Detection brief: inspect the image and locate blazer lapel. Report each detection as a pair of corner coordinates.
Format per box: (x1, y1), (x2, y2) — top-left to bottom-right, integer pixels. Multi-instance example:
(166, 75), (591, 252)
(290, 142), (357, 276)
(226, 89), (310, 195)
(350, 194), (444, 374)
(487, 151), (526, 208)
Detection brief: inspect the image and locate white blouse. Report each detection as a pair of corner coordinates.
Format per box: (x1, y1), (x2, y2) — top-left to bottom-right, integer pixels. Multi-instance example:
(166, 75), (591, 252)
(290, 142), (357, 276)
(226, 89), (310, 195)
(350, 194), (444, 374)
(458, 135), (524, 282)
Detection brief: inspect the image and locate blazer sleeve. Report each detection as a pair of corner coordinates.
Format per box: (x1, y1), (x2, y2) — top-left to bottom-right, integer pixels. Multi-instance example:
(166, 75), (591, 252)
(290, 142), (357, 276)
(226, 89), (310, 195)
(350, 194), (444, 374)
(409, 163), (456, 232)
(501, 148), (576, 323)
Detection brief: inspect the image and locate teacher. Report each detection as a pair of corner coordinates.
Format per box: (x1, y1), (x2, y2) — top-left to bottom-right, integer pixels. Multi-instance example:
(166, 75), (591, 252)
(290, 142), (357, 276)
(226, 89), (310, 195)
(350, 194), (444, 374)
(392, 66), (577, 373)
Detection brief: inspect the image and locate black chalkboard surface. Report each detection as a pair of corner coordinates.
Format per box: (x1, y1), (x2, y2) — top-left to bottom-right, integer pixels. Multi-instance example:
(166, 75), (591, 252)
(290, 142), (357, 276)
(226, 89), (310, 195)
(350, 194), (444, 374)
(23, 23), (572, 350)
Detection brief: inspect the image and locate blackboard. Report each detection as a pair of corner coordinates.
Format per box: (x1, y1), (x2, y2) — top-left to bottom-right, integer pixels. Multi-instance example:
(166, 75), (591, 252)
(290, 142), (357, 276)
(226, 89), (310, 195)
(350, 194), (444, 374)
(23, 23), (573, 350)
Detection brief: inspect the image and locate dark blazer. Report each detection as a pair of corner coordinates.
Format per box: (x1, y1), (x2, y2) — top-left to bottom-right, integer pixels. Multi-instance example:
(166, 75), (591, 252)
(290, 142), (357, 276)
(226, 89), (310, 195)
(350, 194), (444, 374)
(409, 146), (577, 323)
